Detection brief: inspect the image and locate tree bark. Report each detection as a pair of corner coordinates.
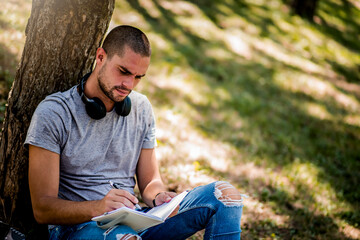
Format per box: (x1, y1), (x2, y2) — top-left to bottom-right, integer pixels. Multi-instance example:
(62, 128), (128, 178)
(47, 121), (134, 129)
(0, 0), (114, 237)
(291, 0), (318, 21)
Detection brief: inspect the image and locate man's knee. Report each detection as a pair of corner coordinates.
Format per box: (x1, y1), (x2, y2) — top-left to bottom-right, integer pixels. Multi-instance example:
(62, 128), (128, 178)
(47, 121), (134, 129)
(124, 236), (138, 240)
(214, 181), (243, 206)
(117, 234), (140, 240)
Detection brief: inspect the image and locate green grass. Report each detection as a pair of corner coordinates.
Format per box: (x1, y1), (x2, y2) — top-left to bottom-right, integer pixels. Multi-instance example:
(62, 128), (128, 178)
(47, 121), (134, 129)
(1, 0), (360, 239)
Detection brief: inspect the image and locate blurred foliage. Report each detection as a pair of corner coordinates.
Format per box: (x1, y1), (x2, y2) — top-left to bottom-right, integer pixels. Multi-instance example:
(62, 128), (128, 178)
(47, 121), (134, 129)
(1, 0), (360, 239)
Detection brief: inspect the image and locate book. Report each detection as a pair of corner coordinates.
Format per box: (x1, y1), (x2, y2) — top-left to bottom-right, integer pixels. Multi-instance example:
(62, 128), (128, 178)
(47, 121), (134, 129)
(92, 191), (189, 232)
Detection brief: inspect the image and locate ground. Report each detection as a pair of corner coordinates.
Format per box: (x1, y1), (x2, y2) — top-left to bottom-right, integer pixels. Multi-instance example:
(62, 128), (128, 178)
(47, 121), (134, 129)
(1, 0), (360, 239)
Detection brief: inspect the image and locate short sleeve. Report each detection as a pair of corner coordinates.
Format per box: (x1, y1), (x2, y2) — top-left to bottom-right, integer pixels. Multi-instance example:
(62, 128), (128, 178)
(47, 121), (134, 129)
(142, 109), (157, 149)
(25, 98), (67, 154)
(140, 94), (157, 149)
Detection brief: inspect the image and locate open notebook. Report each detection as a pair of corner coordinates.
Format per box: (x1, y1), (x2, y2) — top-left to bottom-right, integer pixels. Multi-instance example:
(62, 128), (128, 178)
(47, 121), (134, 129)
(92, 191), (189, 232)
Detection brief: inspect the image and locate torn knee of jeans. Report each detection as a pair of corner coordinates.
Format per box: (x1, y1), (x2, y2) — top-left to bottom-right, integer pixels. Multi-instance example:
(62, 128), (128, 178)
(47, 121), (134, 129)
(214, 181), (245, 206)
(116, 233), (141, 240)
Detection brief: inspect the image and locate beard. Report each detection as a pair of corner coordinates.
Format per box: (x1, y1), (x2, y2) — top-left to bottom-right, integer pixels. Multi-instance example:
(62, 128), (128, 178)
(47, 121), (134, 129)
(97, 65), (132, 103)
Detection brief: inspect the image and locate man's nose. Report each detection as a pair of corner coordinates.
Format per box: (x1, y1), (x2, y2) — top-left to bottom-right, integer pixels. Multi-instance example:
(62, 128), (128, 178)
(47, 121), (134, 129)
(123, 76), (134, 89)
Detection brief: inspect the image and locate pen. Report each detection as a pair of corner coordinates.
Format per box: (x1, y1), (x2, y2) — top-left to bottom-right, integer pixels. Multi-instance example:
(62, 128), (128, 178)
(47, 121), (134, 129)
(109, 180), (142, 210)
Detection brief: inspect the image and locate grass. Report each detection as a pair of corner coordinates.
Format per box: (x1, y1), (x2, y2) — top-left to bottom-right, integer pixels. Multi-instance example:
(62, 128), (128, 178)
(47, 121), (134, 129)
(1, 0), (360, 239)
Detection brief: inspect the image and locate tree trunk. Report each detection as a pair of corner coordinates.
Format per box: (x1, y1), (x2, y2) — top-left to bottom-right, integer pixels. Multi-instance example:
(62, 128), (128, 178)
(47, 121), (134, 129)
(291, 0), (318, 21)
(0, 0), (114, 237)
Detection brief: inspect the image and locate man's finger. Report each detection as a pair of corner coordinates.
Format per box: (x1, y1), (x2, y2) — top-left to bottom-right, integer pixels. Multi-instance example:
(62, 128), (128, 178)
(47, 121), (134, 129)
(112, 189), (139, 204)
(158, 191), (176, 204)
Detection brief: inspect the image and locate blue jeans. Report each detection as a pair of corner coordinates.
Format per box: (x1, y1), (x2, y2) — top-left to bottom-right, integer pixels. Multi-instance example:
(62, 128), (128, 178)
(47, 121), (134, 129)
(49, 181), (243, 240)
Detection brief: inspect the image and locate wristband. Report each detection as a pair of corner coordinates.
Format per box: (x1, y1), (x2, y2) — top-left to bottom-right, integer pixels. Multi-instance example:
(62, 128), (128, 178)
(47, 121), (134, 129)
(152, 192), (162, 207)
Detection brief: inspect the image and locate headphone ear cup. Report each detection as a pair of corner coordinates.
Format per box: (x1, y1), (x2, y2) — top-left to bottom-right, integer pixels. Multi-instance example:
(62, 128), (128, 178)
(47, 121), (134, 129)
(115, 96), (131, 116)
(83, 96), (107, 120)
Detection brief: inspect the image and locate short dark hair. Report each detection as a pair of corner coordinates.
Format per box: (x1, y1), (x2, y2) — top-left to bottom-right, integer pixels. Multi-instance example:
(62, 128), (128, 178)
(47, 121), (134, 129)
(102, 25), (151, 58)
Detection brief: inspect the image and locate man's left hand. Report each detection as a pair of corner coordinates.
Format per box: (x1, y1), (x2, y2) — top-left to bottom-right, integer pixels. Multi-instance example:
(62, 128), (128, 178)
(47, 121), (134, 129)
(153, 191), (177, 207)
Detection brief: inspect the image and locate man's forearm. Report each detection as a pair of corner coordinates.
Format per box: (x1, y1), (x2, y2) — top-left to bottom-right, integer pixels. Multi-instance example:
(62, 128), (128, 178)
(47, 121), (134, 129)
(140, 179), (167, 207)
(33, 196), (101, 225)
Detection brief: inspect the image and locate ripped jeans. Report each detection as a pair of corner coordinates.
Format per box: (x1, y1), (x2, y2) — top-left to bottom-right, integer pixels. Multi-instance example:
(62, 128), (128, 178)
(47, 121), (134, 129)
(49, 181), (244, 240)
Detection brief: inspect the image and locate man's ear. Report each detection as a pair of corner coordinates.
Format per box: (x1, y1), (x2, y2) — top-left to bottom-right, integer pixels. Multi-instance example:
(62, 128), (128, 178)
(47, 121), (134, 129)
(96, 48), (107, 65)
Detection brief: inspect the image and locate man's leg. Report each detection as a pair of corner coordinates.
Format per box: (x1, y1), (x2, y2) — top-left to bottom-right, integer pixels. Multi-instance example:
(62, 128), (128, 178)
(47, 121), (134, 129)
(140, 181), (244, 240)
(49, 221), (141, 240)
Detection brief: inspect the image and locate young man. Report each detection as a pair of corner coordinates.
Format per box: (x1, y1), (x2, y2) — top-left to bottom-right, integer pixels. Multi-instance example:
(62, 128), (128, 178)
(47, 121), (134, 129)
(26, 25), (243, 240)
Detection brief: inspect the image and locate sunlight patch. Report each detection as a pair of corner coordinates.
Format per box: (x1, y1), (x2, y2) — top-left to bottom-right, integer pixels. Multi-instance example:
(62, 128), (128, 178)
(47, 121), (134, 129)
(167, 163), (215, 186)
(160, 0), (201, 16)
(340, 224), (360, 239)
(139, 0), (161, 18)
(241, 194), (289, 226)
(148, 33), (170, 51)
(224, 29), (252, 60)
(177, 15), (220, 40)
(287, 161), (338, 212)
(274, 72), (360, 113)
(344, 114), (360, 127)
(205, 47), (233, 61)
(151, 66), (210, 106)
(304, 102), (332, 120)
(252, 37), (325, 75)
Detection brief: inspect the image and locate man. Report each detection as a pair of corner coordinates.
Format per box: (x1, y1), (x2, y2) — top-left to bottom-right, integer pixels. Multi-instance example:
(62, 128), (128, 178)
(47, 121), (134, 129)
(26, 25), (243, 240)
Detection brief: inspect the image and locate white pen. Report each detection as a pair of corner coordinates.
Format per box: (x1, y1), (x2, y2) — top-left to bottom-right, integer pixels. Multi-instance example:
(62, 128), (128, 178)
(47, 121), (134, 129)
(109, 180), (142, 210)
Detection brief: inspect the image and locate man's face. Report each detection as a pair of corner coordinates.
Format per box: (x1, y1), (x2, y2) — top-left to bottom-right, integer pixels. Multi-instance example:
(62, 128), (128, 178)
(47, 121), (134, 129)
(97, 46), (150, 103)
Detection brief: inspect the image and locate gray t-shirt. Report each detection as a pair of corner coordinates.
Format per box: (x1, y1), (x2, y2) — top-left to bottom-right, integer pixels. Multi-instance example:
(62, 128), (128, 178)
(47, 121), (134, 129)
(25, 85), (156, 201)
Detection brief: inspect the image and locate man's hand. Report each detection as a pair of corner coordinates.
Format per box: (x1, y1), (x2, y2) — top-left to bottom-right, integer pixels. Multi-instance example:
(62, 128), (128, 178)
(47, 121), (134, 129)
(98, 189), (140, 214)
(153, 191), (177, 207)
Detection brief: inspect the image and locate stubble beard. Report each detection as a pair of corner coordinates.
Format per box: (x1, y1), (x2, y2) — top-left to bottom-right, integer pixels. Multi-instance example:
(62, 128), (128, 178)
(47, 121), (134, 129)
(97, 66), (131, 103)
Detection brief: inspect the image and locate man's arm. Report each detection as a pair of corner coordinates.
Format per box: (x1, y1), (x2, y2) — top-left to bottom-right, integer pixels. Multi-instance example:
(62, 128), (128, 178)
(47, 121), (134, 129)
(136, 148), (176, 207)
(28, 145), (139, 224)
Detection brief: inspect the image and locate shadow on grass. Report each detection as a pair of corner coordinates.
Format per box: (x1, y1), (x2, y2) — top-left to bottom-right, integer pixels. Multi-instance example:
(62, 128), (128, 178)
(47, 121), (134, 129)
(124, 0), (360, 237)
(200, 164), (353, 239)
(326, 60), (360, 84)
(316, 0), (360, 55)
(243, 186), (347, 239)
(315, 0), (360, 84)
(190, 0), (291, 40)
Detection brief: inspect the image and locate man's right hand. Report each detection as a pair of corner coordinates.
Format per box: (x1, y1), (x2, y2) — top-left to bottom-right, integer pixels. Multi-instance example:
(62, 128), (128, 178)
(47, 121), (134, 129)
(98, 189), (140, 214)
